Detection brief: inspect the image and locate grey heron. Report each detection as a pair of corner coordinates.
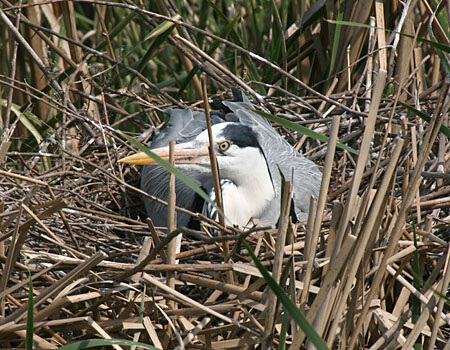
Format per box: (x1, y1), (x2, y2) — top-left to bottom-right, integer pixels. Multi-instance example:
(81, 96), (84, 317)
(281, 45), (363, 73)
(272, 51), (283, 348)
(121, 90), (322, 229)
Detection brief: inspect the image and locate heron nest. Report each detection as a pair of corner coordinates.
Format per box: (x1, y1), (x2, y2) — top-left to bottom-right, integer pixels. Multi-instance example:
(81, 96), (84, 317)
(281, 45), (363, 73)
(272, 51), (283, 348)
(1, 2), (450, 349)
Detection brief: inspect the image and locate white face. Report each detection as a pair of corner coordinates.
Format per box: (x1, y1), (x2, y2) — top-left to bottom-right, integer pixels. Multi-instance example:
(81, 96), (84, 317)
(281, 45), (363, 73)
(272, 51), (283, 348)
(120, 122), (268, 187)
(182, 123), (266, 185)
(182, 123), (231, 170)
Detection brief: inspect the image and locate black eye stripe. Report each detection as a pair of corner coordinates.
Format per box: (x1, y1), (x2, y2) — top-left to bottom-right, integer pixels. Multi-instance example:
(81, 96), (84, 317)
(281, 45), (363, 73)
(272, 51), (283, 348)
(220, 124), (260, 148)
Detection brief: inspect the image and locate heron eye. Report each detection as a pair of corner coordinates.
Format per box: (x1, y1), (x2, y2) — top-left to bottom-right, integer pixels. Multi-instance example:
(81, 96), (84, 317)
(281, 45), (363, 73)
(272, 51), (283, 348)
(219, 141), (230, 151)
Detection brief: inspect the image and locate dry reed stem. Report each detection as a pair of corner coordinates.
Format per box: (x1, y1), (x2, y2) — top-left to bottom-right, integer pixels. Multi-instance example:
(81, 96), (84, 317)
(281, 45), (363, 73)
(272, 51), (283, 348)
(142, 273), (255, 334)
(166, 140), (178, 311)
(202, 80), (234, 285)
(302, 115), (340, 338)
(0, 251), (106, 326)
(349, 80), (450, 349)
(291, 234), (357, 348)
(327, 137), (405, 346)
(300, 195), (317, 307)
(263, 180), (292, 346)
(332, 69), (387, 263)
(428, 245), (450, 349)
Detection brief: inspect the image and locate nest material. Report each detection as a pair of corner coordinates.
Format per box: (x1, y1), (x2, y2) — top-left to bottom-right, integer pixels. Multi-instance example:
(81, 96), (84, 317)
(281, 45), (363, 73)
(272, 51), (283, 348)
(1, 87), (449, 349)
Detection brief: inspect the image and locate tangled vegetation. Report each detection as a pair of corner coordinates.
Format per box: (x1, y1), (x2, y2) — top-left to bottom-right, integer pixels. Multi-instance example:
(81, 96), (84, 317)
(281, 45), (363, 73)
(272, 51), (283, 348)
(0, 0), (449, 349)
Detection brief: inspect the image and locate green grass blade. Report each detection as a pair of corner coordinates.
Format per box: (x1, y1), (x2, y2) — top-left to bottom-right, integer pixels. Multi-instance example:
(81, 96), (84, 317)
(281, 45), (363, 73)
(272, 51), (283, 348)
(252, 109), (359, 155)
(134, 15), (180, 78)
(278, 310), (289, 350)
(196, 0), (210, 48)
(241, 239), (328, 350)
(430, 37), (450, 76)
(144, 15), (180, 42)
(327, 0), (344, 83)
(136, 25), (176, 75)
(265, 0), (284, 84)
(398, 101), (450, 138)
(0, 100), (44, 146)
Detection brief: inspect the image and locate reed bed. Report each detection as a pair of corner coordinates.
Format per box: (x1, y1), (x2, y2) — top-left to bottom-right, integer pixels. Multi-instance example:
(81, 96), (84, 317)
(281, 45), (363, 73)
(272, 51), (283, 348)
(0, 0), (449, 349)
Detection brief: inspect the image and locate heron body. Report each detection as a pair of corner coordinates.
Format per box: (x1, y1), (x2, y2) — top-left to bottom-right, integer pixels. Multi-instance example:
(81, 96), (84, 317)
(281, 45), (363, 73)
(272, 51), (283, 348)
(121, 90), (322, 229)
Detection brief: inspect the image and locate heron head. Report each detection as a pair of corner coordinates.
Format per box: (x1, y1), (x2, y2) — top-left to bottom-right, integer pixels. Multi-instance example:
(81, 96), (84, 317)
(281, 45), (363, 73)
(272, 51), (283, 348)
(120, 122), (268, 184)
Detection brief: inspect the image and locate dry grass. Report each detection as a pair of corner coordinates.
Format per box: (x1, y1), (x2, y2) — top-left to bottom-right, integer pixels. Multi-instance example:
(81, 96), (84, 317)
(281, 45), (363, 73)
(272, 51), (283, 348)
(1, 0), (449, 349)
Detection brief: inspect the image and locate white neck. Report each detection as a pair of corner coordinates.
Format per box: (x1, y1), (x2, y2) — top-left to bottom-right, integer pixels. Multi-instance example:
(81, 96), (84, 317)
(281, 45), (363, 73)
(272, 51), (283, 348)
(219, 148), (276, 227)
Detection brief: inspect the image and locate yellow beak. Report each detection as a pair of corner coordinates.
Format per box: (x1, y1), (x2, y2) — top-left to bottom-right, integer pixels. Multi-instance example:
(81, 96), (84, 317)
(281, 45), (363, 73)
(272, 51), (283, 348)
(119, 141), (210, 165)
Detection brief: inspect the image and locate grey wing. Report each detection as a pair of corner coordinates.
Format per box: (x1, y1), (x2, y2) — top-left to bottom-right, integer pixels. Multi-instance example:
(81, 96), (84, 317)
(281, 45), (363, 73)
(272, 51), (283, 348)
(141, 108), (219, 227)
(151, 109), (201, 148)
(289, 153), (322, 221)
(141, 165), (213, 227)
(151, 108), (225, 148)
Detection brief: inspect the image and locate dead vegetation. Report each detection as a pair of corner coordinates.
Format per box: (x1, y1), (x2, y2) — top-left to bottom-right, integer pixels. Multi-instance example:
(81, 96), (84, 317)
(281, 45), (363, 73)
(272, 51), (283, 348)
(0, 0), (449, 349)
